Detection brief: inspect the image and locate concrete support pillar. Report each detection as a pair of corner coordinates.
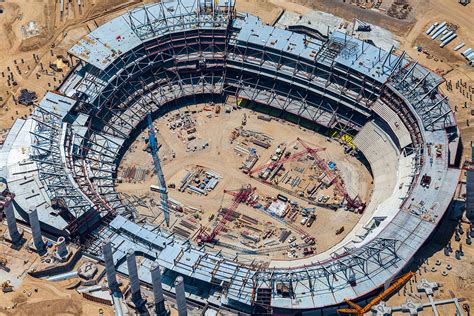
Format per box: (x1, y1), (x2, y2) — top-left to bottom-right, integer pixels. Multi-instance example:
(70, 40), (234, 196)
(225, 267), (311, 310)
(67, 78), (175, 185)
(102, 239), (118, 291)
(151, 262), (166, 316)
(2, 195), (21, 244)
(466, 145), (474, 222)
(174, 276), (187, 316)
(28, 207), (45, 252)
(126, 249), (141, 302)
(56, 236), (68, 259)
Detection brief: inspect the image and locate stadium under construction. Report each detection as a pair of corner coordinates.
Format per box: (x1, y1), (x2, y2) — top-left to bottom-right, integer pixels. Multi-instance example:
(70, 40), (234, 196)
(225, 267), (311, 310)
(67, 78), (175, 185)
(0, 0), (462, 314)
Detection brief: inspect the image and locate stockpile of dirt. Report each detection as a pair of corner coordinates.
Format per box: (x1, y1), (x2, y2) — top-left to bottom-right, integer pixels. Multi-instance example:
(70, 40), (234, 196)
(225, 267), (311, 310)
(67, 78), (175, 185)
(0, 276), (113, 316)
(288, 0), (415, 36)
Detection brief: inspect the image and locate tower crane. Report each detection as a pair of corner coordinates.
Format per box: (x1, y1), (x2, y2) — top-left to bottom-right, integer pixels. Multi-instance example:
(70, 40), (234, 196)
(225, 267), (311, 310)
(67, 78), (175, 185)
(147, 112), (170, 226)
(197, 186), (255, 244)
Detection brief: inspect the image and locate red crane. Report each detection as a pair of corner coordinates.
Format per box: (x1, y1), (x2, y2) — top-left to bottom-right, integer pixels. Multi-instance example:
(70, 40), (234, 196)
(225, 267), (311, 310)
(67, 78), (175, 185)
(249, 143), (326, 176)
(197, 186), (255, 244)
(297, 137), (365, 212)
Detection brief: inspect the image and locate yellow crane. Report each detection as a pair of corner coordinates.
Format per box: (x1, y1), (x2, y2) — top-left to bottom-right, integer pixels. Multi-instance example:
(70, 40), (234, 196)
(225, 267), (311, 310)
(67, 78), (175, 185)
(337, 271), (415, 316)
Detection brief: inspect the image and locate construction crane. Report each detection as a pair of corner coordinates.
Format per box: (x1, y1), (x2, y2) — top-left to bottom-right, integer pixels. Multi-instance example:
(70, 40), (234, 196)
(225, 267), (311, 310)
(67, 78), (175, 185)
(147, 112), (170, 226)
(337, 271), (415, 315)
(249, 142), (326, 176)
(197, 186), (255, 244)
(353, 18), (372, 32)
(297, 138), (365, 213)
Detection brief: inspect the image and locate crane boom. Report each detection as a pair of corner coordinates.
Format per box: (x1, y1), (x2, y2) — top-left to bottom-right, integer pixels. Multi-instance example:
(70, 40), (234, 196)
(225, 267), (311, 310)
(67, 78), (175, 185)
(297, 138), (365, 212)
(337, 271), (415, 315)
(198, 186), (254, 243)
(147, 113), (170, 226)
(249, 145), (325, 176)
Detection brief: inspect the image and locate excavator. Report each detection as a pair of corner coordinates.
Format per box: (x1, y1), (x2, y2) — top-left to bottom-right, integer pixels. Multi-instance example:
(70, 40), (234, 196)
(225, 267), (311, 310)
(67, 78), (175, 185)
(2, 280), (13, 293)
(337, 271), (415, 315)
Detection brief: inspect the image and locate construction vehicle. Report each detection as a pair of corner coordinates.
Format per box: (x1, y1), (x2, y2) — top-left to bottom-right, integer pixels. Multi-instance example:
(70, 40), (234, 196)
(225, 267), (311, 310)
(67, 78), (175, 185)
(336, 226), (345, 235)
(197, 186), (255, 244)
(306, 214), (316, 227)
(2, 280), (13, 293)
(337, 271), (415, 316)
(353, 18), (372, 32)
(297, 138), (366, 213)
(147, 112), (170, 226)
(301, 207), (316, 216)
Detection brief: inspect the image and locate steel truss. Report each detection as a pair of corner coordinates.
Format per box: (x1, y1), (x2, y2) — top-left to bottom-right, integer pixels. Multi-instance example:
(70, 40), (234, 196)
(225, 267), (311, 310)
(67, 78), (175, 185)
(250, 238), (399, 303)
(125, 0), (235, 41)
(387, 59), (454, 131)
(30, 107), (94, 220)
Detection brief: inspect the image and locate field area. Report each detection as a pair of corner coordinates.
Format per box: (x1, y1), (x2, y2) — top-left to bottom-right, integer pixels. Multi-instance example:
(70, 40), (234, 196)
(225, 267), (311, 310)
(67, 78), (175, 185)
(116, 104), (372, 261)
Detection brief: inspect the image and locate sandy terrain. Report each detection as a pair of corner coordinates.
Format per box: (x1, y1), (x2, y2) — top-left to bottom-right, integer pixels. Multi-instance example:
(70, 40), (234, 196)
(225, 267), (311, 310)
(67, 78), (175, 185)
(0, 276), (114, 316)
(117, 105), (371, 260)
(0, 0), (144, 129)
(235, 0), (284, 25)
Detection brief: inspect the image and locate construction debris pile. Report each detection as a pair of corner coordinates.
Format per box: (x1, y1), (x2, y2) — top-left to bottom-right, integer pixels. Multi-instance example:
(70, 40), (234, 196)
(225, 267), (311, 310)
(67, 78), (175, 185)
(346, 0), (383, 10)
(387, 0), (412, 20)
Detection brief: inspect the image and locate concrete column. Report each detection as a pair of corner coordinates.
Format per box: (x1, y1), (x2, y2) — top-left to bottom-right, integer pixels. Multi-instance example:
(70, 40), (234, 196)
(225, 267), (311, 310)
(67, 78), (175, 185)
(151, 262), (166, 315)
(466, 145), (474, 222)
(102, 239), (118, 291)
(126, 249), (141, 302)
(28, 207), (45, 252)
(174, 276), (187, 316)
(56, 236), (68, 258)
(2, 195), (21, 244)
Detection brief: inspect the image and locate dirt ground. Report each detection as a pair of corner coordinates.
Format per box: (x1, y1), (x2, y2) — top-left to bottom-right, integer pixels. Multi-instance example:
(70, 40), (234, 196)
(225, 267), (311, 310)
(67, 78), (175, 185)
(0, 224), (114, 316)
(117, 105), (371, 260)
(0, 276), (114, 316)
(0, 0), (144, 130)
(235, 0), (284, 25)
